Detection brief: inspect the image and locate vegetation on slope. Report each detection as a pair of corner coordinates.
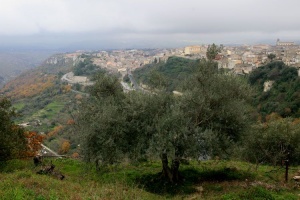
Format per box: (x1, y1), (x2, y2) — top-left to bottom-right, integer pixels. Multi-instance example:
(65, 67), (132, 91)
(0, 70), (57, 100)
(73, 55), (101, 76)
(133, 56), (199, 91)
(0, 97), (27, 161)
(2, 49), (300, 199)
(0, 97), (44, 162)
(76, 58), (252, 183)
(1, 159), (299, 199)
(242, 116), (300, 165)
(249, 61), (300, 119)
(0, 54), (83, 155)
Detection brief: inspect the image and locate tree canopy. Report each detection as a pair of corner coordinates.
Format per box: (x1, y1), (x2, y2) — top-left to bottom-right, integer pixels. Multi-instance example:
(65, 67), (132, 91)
(243, 115), (300, 165)
(0, 98), (27, 161)
(77, 58), (252, 182)
(73, 56), (104, 76)
(133, 56), (199, 91)
(267, 53), (276, 62)
(249, 61), (300, 119)
(206, 43), (222, 61)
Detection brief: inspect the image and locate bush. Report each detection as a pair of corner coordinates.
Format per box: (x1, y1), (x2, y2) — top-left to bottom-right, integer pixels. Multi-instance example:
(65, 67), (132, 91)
(242, 117), (300, 165)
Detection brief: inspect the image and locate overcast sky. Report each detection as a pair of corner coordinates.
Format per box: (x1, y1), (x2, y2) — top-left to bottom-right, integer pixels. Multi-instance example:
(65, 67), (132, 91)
(1, 0), (300, 50)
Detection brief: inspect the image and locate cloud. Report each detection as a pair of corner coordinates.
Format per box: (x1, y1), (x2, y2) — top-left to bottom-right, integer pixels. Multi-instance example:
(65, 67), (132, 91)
(0, 0), (300, 48)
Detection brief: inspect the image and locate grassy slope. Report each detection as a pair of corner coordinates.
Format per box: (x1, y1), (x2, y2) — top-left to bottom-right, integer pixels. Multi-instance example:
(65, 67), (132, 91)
(0, 159), (299, 200)
(30, 101), (66, 121)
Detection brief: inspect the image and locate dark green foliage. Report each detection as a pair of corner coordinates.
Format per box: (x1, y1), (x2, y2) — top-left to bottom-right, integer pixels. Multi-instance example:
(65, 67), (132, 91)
(250, 61), (298, 85)
(73, 56), (102, 76)
(78, 77), (174, 166)
(87, 73), (124, 99)
(133, 56), (199, 91)
(72, 83), (81, 91)
(243, 117), (300, 165)
(268, 53), (276, 62)
(0, 98), (27, 162)
(249, 61), (300, 118)
(181, 59), (252, 147)
(123, 74), (130, 83)
(206, 43), (222, 60)
(78, 58), (252, 179)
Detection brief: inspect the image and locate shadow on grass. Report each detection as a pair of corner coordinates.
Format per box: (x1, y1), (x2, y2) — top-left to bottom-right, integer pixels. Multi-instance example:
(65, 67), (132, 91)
(135, 167), (254, 196)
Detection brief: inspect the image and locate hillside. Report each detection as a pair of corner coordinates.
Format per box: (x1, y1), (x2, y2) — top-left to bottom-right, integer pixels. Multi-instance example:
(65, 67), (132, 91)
(0, 50), (55, 88)
(0, 53), (82, 155)
(133, 58), (300, 120)
(1, 70), (57, 99)
(249, 61), (300, 119)
(0, 52), (114, 155)
(1, 55), (299, 154)
(1, 159), (299, 199)
(0, 75), (4, 87)
(133, 56), (199, 91)
(2, 54), (300, 199)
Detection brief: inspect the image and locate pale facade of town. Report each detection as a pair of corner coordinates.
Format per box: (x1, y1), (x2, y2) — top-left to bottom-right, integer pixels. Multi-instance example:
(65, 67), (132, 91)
(61, 39), (300, 77)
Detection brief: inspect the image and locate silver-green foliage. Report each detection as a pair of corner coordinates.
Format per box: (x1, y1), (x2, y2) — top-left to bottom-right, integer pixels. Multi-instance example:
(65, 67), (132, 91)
(243, 117), (300, 165)
(77, 59), (252, 171)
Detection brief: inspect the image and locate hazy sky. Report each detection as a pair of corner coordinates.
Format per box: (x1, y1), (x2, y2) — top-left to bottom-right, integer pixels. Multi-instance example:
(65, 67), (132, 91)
(1, 0), (300, 50)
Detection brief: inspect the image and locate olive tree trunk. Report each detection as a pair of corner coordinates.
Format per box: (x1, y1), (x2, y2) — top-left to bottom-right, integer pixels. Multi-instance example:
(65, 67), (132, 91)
(161, 152), (182, 183)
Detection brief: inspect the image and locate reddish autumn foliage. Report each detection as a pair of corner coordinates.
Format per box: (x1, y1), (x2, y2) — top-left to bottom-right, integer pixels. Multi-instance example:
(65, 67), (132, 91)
(59, 141), (70, 154)
(66, 119), (75, 125)
(47, 125), (64, 137)
(0, 71), (56, 99)
(22, 131), (45, 157)
(62, 85), (72, 93)
(265, 112), (282, 122)
(71, 152), (80, 158)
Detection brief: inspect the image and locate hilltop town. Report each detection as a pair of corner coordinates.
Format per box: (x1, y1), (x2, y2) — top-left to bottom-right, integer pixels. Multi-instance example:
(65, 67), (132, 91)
(48, 39), (300, 79)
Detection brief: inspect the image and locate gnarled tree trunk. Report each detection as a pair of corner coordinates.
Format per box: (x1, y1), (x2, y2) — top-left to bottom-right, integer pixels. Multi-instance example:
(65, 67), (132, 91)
(161, 152), (182, 183)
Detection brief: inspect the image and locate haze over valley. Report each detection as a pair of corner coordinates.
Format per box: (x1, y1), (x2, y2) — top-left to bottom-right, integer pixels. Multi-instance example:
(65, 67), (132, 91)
(0, 50), (56, 87)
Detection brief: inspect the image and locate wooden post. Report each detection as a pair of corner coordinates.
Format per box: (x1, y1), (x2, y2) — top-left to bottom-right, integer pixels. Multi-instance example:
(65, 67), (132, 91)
(285, 159), (289, 182)
(285, 152), (290, 182)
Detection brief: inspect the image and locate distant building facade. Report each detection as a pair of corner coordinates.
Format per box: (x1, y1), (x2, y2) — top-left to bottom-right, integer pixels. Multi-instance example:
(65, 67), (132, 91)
(276, 39), (295, 46)
(184, 46), (201, 55)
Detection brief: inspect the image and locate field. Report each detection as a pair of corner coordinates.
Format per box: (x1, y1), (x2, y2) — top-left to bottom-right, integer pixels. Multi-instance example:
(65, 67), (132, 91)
(1, 159), (300, 199)
(30, 101), (66, 121)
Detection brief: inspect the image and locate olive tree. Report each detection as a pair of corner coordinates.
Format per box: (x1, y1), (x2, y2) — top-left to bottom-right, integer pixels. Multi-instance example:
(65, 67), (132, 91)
(77, 58), (252, 182)
(155, 59), (252, 182)
(243, 116), (300, 166)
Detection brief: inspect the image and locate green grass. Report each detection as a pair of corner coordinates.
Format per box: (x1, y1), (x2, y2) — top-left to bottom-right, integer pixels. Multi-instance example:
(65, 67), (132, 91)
(1, 159), (299, 199)
(13, 102), (26, 111)
(31, 101), (65, 120)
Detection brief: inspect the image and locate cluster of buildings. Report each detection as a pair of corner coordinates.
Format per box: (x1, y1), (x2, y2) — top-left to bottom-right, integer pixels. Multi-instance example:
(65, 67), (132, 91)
(185, 39), (300, 75)
(61, 39), (300, 77)
(63, 49), (184, 75)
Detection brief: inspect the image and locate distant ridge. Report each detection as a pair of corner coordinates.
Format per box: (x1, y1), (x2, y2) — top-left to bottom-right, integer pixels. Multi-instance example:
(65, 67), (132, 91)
(0, 50), (56, 87)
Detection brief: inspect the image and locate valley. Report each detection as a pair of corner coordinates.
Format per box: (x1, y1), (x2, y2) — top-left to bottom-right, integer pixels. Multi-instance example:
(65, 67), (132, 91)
(0, 50), (56, 88)
(1, 45), (300, 199)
